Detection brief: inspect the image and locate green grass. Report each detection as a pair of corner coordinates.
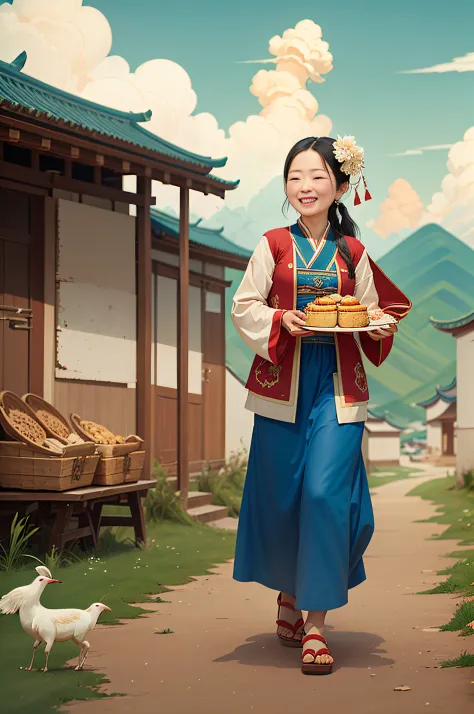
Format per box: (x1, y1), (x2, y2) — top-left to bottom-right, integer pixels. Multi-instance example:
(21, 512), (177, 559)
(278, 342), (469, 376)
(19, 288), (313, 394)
(367, 465), (423, 489)
(440, 651), (474, 668)
(408, 477), (474, 547)
(0, 519), (236, 714)
(196, 451), (247, 517)
(407, 475), (474, 666)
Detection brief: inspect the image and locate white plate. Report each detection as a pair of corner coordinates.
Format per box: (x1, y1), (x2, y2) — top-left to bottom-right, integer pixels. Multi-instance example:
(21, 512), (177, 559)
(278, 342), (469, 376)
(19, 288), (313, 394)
(302, 323), (394, 333)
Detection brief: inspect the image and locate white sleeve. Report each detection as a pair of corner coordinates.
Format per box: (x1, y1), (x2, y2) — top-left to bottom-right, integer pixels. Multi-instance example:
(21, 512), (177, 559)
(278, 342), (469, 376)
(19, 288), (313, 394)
(354, 249), (380, 309)
(231, 236), (283, 363)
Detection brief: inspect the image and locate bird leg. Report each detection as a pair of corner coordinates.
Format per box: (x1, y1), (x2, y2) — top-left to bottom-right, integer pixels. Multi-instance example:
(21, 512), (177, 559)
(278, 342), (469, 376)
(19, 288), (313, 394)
(42, 640), (54, 673)
(73, 638), (90, 670)
(24, 640), (42, 671)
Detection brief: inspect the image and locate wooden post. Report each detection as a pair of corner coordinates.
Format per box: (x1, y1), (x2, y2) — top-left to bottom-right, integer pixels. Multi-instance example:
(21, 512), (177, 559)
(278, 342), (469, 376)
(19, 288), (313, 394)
(177, 187), (190, 507)
(136, 176), (152, 479)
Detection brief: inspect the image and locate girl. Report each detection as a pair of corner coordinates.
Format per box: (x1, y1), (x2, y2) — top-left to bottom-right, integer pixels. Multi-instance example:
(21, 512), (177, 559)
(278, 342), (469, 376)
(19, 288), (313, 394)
(231, 135), (411, 675)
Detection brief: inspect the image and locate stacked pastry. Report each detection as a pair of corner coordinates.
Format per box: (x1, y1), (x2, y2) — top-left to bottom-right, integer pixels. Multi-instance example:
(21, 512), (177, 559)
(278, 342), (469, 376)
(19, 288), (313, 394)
(335, 295), (370, 328)
(304, 294), (369, 328)
(305, 296), (338, 327)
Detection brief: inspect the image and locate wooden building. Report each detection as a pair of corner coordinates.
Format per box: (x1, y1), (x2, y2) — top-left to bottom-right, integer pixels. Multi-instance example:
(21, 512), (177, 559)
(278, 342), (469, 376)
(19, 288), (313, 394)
(363, 410), (402, 472)
(416, 377), (456, 464)
(431, 311), (474, 484)
(150, 209), (251, 473)
(0, 53), (238, 506)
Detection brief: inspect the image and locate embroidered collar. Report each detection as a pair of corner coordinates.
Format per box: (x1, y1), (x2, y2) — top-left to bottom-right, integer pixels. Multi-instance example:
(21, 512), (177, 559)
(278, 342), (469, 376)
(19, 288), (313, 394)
(293, 219), (331, 269)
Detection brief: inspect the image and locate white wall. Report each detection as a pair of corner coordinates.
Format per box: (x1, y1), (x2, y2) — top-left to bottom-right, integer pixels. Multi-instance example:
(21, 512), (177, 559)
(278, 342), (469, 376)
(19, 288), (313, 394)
(368, 434), (400, 463)
(226, 369), (254, 458)
(456, 329), (474, 481)
(457, 331), (474, 430)
(426, 399), (451, 422)
(155, 276), (202, 393)
(56, 199), (136, 384)
(426, 423), (442, 454)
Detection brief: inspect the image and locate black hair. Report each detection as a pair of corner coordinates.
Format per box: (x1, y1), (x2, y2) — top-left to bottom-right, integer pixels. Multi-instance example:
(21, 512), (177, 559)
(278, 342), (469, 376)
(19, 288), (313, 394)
(282, 136), (360, 279)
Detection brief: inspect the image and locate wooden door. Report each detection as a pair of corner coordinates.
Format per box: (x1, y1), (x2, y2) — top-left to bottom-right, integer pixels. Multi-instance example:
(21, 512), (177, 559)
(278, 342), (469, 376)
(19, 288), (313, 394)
(202, 287), (226, 464)
(0, 188), (44, 396)
(442, 422), (454, 456)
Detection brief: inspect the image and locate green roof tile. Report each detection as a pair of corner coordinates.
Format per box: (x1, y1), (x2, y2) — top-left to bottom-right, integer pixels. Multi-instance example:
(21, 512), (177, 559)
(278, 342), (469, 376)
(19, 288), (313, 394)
(430, 310), (474, 332)
(150, 209), (251, 260)
(0, 55), (234, 177)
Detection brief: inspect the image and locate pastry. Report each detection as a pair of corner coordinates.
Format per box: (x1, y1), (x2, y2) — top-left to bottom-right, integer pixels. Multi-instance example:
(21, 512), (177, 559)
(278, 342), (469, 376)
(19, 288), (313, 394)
(305, 296), (338, 328)
(337, 296), (369, 328)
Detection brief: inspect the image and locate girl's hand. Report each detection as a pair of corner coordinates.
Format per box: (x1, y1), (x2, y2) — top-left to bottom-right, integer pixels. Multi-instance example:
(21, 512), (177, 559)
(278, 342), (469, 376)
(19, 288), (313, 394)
(366, 302), (398, 341)
(282, 309), (307, 337)
(367, 323), (398, 341)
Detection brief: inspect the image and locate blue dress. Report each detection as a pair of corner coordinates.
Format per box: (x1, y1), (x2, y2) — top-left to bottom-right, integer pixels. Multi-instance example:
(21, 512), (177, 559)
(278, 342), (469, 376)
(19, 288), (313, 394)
(233, 223), (375, 612)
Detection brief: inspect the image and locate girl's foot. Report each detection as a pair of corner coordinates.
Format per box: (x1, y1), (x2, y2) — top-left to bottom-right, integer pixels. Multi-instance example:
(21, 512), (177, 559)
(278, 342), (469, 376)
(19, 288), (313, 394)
(276, 592), (304, 646)
(301, 625), (334, 674)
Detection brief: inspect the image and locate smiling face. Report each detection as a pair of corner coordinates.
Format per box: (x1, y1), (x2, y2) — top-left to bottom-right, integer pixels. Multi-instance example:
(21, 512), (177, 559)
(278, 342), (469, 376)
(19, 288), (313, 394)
(285, 149), (348, 218)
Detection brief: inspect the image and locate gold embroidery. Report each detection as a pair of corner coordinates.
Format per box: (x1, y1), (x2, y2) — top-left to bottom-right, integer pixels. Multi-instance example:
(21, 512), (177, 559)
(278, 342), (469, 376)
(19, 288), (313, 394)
(270, 295), (280, 309)
(354, 362), (368, 393)
(255, 360), (282, 388)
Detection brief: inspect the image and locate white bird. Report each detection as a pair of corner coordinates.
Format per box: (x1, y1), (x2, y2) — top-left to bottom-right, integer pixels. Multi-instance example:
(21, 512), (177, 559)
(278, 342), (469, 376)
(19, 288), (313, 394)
(0, 566), (111, 672)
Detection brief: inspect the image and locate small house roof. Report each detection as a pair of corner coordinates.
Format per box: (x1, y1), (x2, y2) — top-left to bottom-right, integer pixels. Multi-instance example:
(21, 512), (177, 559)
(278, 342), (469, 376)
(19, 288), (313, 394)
(416, 377), (457, 408)
(151, 209), (252, 261)
(430, 310), (474, 334)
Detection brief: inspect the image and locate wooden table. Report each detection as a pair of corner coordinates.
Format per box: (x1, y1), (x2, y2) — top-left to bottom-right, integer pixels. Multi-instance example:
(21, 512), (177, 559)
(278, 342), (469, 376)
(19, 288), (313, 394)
(0, 480), (155, 551)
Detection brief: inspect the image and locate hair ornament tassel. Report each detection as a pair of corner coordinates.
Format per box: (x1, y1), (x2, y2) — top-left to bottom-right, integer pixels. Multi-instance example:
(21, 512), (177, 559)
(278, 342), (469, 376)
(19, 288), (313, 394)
(333, 135), (372, 207)
(363, 174), (372, 202)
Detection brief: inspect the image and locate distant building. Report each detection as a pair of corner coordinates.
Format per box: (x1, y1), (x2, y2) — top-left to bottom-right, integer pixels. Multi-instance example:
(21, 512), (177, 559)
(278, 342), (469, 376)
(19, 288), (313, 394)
(431, 311), (474, 485)
(416, 378), (456, 463)
(363, 411), (402, 472)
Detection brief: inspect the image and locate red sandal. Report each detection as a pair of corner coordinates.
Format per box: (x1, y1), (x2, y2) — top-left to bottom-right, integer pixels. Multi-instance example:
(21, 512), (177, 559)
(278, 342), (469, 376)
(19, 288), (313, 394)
(276, 592), (304, 648)
(301, 631), (333, 674)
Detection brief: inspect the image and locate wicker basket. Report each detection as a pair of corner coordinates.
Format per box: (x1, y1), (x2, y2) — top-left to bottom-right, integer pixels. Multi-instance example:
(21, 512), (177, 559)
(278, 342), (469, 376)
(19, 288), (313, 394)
(22, 394), (73, 444)
(0, 453), (100, 491)
(93, 450), (145, 486)
(70, 413), (143, 457)
(0, 391), (56, 455)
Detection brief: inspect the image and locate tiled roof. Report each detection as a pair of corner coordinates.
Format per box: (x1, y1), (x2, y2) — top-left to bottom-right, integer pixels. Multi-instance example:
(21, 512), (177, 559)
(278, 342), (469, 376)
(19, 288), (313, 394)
(151, 209), (251, 260)
(0, 54), (237, 182)
(416, 377), (457, 408)
(430, 310), (474, 333)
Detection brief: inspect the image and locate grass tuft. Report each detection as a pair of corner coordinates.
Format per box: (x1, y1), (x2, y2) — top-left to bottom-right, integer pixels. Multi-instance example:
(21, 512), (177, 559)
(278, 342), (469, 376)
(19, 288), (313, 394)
(197, 448), (247, 517)
(0, 514), (39, 572)
(440, 651), (474, 668)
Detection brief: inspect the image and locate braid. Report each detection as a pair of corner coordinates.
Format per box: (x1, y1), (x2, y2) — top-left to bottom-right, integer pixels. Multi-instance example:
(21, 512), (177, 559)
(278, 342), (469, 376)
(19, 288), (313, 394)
(328, 202), (359, 279)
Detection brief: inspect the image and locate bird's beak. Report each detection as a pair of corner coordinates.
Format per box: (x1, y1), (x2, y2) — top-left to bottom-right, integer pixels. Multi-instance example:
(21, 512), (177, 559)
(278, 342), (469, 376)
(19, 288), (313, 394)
(102, 605), (111, 611)
(48, 579), (61, 584)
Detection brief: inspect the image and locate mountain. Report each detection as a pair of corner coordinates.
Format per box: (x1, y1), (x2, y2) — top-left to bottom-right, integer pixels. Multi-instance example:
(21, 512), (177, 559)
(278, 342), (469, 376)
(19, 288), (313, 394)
(225, 223), (474, 426)
(365, 224), (474, 422)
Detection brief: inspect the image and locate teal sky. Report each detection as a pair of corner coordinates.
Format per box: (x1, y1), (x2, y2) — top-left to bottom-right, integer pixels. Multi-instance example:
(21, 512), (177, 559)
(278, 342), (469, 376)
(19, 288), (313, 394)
(85, 0), (473, 207)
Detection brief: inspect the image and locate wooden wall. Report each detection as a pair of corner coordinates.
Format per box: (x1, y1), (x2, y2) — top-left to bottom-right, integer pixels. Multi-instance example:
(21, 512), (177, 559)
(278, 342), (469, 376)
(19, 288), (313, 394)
(54, 379), (136, 437)
(154, 386), (203, 472)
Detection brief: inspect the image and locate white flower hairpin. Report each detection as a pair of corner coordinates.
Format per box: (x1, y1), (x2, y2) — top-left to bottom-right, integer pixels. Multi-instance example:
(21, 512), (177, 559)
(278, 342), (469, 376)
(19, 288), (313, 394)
(332, 135), (372, 206)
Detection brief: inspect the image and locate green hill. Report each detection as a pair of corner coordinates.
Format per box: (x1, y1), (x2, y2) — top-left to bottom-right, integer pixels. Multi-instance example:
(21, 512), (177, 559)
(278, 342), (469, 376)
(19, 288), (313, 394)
(365, 224), (474, 422)
(226, 224), (474, 426)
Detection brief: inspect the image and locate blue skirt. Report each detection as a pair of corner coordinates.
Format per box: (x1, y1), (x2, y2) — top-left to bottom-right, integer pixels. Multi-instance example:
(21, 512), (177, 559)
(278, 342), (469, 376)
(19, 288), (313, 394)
(233, 342), (374, 611)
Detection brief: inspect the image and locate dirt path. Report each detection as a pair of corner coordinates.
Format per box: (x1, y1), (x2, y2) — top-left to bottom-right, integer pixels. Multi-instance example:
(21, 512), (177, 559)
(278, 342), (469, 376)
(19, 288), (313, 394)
(67, 468), (474, 714)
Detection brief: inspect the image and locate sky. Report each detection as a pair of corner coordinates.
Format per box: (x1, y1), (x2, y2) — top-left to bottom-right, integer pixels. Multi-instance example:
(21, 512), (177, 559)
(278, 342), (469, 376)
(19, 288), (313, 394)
(1, 0), (473, 252)
(83, 0), (474, 204)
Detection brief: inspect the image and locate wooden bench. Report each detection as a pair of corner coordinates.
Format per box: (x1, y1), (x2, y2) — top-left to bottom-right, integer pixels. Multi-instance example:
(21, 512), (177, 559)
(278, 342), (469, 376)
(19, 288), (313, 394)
(0, 479), (155, 551)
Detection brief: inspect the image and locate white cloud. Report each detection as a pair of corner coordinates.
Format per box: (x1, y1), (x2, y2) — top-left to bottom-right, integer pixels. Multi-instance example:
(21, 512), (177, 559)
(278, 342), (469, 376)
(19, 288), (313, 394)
(399, 51), (474, 74)
(426, 126), (474, 246)
(367, 178), (426, 239)
(0, 7), (333, 216)
(388, 143), (454, 157)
